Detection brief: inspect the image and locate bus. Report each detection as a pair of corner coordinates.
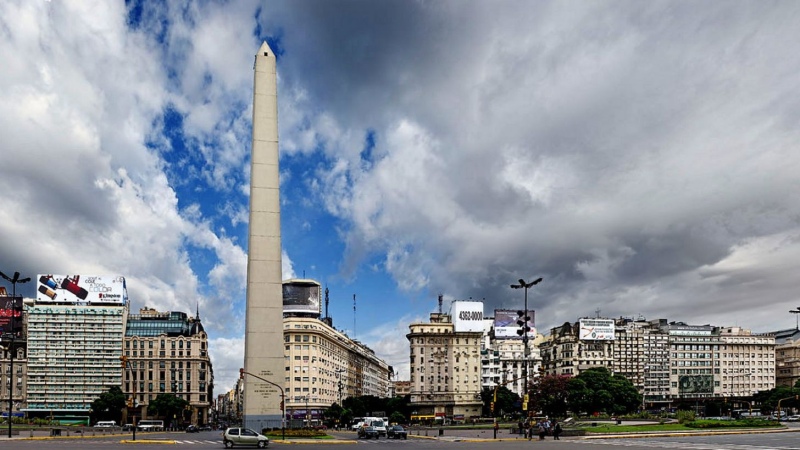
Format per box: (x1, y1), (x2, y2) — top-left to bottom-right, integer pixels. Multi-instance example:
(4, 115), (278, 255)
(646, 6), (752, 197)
(137, 419), (164, 431)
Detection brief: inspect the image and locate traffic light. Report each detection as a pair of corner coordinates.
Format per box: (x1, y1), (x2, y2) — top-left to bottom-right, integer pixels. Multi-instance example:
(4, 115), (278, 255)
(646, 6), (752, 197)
(127, 397), (133, 408)
(120, 356), (128, 368)
(239, 368), (244, 379)
(279, 400), (284, 411)
(516, 311), (531, 336)
(490, 401), (495, 413)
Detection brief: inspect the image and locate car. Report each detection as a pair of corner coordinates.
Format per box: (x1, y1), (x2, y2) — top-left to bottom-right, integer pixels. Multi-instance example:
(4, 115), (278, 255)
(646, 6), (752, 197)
(122, 424), (135, 431)
(223, 427), (270, 448)
(185, 425), (199, 433)
(786, 415), (800, 422)
(199, 425), (213, 431)
(351, 421), (364, 431)
(387, 425), (408, 439)
(357, 426), (380, 439)
(367, 419), (387, 436)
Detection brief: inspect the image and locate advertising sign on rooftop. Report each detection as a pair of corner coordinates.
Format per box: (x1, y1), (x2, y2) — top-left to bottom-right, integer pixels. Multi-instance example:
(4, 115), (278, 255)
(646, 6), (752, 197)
(494, 309), (536, 339)
(452, 301), (484, 332)
(36, 275), (128, 305)
(282, 280), (321, 315)
(0, 297), (23, 336)
(579, 318), (615, 340)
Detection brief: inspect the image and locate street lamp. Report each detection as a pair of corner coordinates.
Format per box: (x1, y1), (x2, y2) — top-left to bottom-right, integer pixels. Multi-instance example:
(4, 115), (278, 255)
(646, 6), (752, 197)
(510, 277), (543, 414)
(790, 308), (800, 330)
(335, 369), (345, 429)
(0, 334), (16, 438)
(0, 271), (31, 298)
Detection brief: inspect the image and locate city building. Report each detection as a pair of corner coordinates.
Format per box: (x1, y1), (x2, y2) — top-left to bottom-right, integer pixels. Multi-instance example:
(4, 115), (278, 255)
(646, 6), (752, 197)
(540, 318), (615, 377)
(393, 380), (412, 397)
(407, 300), (484, 424)
(613, 318), (671, 410)
(25, 275), (128, 419)
(281, 279), (391, 426)
(717, 326), (775, 397)
(0, 292), (26, 418)
(123, 307), (214, 426)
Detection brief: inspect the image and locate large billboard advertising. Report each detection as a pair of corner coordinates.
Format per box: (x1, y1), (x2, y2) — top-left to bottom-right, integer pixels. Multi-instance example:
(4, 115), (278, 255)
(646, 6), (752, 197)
(0, 297), (23, 336)
(452, 301), (484, 332)
(36, 275), (128, 304)
(282, 280), (321, 314)
(494, 309), (536, 339)
(579, 318), (615, 340)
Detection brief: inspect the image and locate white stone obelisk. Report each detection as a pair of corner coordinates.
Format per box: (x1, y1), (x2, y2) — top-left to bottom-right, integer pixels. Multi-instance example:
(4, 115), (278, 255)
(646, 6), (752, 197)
(243, 41), (284, 430)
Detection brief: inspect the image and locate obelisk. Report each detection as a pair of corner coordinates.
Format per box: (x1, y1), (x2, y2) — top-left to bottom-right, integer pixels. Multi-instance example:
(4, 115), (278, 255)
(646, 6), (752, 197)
(243, 41), (284, 430)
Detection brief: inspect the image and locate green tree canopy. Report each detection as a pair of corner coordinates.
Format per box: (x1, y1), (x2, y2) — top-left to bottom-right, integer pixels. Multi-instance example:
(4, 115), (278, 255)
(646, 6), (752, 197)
(567, 367), (640, 415)
(90, 386), (126, 424)
(148, 393), (190, 424)
(481, 385), (520, 416)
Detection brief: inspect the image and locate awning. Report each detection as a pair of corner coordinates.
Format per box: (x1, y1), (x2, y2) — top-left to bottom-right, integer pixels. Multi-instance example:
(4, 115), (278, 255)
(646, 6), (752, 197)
(411, 415), (436, 420)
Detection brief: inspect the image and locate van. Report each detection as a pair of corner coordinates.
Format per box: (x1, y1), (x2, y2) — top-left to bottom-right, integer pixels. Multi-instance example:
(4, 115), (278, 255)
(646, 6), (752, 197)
(95, 421), (116, 428)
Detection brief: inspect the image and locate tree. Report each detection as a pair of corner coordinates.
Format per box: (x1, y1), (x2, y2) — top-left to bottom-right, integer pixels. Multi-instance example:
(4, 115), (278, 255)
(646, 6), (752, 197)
(480, 385), (520, 417)
(90, 386), (126, 424)
(530, 374), (571, 418)
(148, 394), (190, 427)
(567, 367), (640, 415)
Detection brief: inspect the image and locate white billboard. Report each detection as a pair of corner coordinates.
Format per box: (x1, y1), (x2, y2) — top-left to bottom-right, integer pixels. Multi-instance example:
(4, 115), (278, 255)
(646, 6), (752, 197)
(579, 318), (615, 340)
(494, 309), (536, 339)
(452, 301), (484, 332)
(37, 275), (128, 305)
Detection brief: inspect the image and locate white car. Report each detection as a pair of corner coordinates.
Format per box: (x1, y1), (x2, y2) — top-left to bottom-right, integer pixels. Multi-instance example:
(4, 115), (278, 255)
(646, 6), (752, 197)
(367, 419), (387, 437)
(786, 415), (800, 422)
(351, 421), (364, 431)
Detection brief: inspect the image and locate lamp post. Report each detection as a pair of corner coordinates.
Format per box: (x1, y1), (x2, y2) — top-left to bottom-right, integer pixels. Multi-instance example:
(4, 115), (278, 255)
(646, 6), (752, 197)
(0, 271), (31, 299)
(791, 308), (800, 331)
(239, 369), (285, 440)
(510, 277), (543, 414)
(0, 334), (16, 438)
(335, 369), (345, 429)
(120, 356), (136, 441)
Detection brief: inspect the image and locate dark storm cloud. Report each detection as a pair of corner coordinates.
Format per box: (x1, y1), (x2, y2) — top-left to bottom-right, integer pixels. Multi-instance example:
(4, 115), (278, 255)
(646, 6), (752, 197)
(266, 0), (800, 333)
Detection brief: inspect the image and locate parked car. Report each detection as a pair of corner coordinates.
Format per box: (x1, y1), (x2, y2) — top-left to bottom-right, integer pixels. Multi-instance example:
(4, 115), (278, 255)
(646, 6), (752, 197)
(122, 424), (135, 431)
(387, 425), (408, 439)
(357, 426), (380, 439)
(185, 425), (199, 433)
(223, 427), (270, 448)
(786, 415), (800, 422)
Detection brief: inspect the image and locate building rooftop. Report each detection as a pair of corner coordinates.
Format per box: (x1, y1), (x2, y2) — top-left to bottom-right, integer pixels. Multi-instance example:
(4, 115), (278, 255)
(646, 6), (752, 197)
(126, 307), (204, 337)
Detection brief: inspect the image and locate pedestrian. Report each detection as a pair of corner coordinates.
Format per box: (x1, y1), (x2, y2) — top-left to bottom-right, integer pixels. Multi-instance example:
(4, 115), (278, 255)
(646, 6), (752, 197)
(552, 420), (561, 440)
(538, 421), (546, 440)
(518, 420), (523, 436)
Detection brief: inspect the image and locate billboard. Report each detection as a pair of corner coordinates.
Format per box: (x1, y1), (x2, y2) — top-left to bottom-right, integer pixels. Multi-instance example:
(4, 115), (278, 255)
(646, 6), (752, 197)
(282, 280), (321, 314)
(679, 375), (713, 394)
(579, 318), (615, 340)
(36, 275), (128, 304)
(0, 297), (23, 336)
(494, 309), (536, 339)
(452, 301), (484, 332)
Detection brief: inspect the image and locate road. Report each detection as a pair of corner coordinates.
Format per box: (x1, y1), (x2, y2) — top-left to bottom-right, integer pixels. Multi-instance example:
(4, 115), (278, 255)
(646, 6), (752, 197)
(1, 428), (799, 450)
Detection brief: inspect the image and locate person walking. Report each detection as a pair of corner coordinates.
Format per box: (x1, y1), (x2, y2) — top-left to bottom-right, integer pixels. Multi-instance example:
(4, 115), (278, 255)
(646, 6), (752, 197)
(552, 420), (562, 440)
(537, 421), (546, 440)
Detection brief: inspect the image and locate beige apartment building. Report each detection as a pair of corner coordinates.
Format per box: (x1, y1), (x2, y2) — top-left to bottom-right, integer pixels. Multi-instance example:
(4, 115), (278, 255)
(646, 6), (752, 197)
(283, 316), (391, 426)
(407, 309), (483, 423)
(122, 307), (213, 426)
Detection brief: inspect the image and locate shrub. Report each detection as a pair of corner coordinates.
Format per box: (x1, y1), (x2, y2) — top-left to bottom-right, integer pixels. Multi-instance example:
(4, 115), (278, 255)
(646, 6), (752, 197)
(676, 410), (695, 424)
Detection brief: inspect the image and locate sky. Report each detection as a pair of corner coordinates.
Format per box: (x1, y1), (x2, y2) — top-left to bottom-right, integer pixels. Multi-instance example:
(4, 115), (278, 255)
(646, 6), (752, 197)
(1, 0), (800, 396)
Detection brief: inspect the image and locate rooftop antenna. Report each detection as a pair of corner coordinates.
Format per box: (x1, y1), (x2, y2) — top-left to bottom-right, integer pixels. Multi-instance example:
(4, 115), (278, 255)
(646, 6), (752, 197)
(324, 286), (330, 319)
(196, 301), (200, 321)
(303, 270), (305, 278)
(353, 294), (357, 339)
(438, 294), (443, 315)
(595, 308), (601, 318)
